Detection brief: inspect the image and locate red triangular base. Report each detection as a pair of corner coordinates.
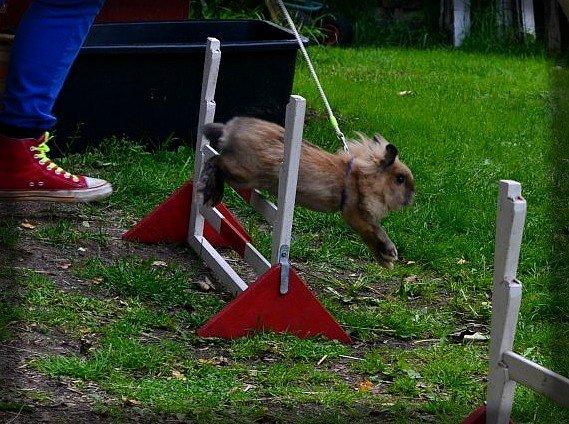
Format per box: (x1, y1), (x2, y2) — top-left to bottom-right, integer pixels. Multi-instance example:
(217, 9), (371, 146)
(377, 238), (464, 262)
(461, 406), (514, 424)
(462, 406), (486, 424)
(122, 181), (250, 248)
(462, 405), (514, 424)
(198, 265), (352, 343)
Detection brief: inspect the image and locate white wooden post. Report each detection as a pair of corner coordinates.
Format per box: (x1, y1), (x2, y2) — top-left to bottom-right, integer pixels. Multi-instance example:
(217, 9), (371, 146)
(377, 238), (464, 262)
(486, 180), (527, 424)
(520, 0), (536, 36)
(453, 0), (471, 47)
(186, 38), (250, 296)
(271, 95), (306, 294)
(185, 41), (308, 297)
(189, 37), (221, 242)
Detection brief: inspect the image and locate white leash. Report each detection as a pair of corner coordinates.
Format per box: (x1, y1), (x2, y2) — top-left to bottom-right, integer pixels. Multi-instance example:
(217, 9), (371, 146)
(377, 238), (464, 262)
(276, 0), (350, 153)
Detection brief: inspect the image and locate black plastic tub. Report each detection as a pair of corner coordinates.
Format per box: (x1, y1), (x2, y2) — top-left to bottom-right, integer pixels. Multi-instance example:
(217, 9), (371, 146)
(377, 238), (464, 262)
(53, 20), (308, 152)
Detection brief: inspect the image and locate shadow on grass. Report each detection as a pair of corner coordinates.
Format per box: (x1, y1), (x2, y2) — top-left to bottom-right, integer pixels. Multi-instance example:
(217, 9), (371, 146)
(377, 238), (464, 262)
(550, 64), (569, 377)
(0, 202), (23, 405)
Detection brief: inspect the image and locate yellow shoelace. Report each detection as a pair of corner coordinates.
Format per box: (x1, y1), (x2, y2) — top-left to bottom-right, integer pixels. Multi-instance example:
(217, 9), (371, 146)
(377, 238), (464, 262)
(30, 132), (79, 183)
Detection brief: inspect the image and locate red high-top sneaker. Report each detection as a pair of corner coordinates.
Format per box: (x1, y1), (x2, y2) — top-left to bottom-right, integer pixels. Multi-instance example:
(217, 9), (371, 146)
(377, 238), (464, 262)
(0, 133), (112, 202)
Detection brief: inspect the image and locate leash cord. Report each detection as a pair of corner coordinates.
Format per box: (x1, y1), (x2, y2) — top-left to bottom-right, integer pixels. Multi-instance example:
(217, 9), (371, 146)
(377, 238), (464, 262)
(276, 0), (350, 153)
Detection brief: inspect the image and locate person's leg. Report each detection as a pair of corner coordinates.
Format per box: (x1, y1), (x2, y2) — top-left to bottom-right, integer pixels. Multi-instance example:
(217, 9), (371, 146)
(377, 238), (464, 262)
(0, 0), (112, 202)
(0, 0), (106, 136)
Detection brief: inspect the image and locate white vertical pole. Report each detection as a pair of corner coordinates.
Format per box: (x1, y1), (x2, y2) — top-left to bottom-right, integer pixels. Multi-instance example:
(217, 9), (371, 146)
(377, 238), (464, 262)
(189, 38), (221, 243)
(271, 95), (306, 293)
(520, 0), (536, 36)
(486, 180), (527, 424)
(453, 0), (471, 47)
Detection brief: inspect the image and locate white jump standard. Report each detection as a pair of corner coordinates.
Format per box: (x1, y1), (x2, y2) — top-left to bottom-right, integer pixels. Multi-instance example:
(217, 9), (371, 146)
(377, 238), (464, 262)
(188, 37), (304, 296)
(463, 180), (569, 424)
(124, 38), (351, 344)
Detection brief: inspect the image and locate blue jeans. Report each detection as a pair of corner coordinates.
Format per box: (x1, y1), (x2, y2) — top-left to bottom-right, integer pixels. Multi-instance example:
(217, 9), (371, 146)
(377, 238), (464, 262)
(0, 0), (105, 136)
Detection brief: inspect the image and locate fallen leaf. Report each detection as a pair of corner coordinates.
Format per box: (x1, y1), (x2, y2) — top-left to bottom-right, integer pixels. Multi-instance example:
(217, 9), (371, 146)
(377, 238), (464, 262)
(451, 323), (489, 342)
(463, 332), (490, 342)
(122, 396), (141, 406)
(195, 277), (212, 291)
(172, 370), (187, 380)
(357, 380), (374, 392)
(404, 275), (419, 283)
(20, 222), (36, 230)
(215, 356), (230, 366)
(152, 260), (167, 267)
(198, 356), (230, 366)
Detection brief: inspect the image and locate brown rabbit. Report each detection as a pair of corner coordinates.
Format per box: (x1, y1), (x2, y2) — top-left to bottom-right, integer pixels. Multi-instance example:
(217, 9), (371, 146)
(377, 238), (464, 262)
(198, 117), (414, 268)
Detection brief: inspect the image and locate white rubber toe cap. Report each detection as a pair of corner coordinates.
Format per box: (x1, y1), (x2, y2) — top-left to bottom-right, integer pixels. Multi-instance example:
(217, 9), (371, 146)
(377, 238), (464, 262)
(85, 176), (109, 189)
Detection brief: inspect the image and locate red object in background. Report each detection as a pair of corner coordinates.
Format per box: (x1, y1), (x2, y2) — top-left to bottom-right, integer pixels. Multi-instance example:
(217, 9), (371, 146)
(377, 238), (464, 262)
(462, 406), (487, 424)
(461, 406), (515, 424)
(0, 0), (189, 31)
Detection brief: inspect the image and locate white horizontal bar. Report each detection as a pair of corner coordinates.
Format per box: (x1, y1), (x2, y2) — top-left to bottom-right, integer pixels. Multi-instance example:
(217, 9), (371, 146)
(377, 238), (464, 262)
(200, 205), (270, 275)
(244, 243), (271, 275)
(201, 205), (270, 275)
(503, 350), (569, 408)
(200, 205), (223, 233)
(249, 189), (278, 225)
(189, 235), (248, 296)
(229, 184), (278, 225)
(202, 144), (219, 162)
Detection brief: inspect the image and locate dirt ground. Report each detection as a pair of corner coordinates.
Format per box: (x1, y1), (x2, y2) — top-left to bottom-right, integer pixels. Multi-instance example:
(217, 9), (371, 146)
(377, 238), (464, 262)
(0, 202), (403, 424)
(0, 202), (201, 423)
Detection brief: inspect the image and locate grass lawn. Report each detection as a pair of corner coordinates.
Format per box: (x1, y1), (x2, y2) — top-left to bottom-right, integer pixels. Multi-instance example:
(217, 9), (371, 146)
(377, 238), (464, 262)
(1, 46), (568, 423)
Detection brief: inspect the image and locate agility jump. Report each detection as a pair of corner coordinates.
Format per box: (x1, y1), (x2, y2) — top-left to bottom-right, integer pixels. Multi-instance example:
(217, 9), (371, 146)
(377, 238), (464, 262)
(463, 181), (569, 424)
(124, 38), (351, 344)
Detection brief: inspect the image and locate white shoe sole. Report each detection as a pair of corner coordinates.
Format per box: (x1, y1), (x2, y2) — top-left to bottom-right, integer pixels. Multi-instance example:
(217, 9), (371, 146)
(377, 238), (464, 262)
(0, 182), (113, 203)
